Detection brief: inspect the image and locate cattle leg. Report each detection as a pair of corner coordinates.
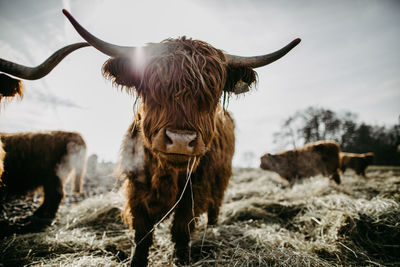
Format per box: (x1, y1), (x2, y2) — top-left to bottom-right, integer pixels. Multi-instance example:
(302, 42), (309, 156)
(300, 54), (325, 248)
(34, 175), (64, 220)
(130, 204), (154, 267)
(330, 170), (341, 185)
(171, 205), (196, 265)
(341, 165), (346, 173)
(207, 202), (221, 226)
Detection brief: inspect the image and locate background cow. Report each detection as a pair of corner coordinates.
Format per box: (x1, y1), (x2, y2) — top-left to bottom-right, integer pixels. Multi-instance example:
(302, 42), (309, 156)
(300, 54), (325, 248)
(0, 43), (88, 182)
(260, 140), (341, 185)
(0, 131), (87, 226)
(340, 152), (374, 177)
(63, 9), (300, 266)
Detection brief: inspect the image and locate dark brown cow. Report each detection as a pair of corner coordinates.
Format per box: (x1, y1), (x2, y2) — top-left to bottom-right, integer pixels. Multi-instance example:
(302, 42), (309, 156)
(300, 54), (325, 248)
(260, 141), (341, 185)
(0, 43), (89, 215)
(0, 42), (89, 104)
(340, 152), (374, 177)
(0, 131), (87, 223)
(63, 9), (300, 266)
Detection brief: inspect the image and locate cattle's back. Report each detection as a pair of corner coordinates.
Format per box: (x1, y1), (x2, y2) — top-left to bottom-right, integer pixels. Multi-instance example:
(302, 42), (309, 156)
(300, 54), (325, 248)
(340, 152), (362, 168)
(304, 141), (340, 172)
(290, 149), (325, 178)
(363, 152), (375, 165)
(272, 141), (340, 180)
(308, 141), (340, 162)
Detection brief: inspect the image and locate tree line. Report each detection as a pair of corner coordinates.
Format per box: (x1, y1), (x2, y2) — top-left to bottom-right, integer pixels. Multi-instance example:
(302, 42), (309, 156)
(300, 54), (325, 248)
(273, 107), (400, 166)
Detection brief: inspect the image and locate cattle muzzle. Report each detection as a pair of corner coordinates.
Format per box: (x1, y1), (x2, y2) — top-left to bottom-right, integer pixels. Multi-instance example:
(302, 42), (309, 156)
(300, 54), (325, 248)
(260, 154), (270, 170)
(152, 128), (206, 160)
(166, 129), (197, 154)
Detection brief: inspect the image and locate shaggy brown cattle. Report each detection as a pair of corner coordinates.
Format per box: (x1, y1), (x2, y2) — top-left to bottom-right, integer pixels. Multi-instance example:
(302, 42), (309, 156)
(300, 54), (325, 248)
(0, 42), (89, 104)
(63, 9), (300, 266)
(340, 152), (374, 177)
(0, 43), (89, 205)
(0, 131), (87, 222)
(260, 141), (341, 185)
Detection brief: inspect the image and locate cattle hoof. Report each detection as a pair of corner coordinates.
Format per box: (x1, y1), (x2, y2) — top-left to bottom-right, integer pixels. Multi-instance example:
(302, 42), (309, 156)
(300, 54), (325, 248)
(207, 218), (218, 226)
(176, 257), (190, 266)
(331, 174), (341, 185)
(0, 221), (19, 238)
(129, 256), (148, 267)
(30, 215), (53, 226)
(175, 248), (190, 266)
(15, 215), (53, 234)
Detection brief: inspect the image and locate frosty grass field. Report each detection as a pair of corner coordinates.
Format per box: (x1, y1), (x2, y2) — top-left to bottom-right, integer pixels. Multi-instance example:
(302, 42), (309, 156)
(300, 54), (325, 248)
(1, 164), (399, 267)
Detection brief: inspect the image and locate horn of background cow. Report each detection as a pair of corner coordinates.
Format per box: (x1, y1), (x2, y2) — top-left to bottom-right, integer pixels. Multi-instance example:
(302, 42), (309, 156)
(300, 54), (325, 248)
(224, 38), (301, 68)
(0, 42), (89, 80)
(63, 9), (137, 58)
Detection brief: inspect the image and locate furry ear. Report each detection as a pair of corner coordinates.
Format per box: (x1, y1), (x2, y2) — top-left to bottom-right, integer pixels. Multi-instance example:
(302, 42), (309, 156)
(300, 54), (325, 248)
(0, 73), (24, 103)
(102, 57), (142, 92)
(224, 66), (258, 95)
(267, 153), (276, 159)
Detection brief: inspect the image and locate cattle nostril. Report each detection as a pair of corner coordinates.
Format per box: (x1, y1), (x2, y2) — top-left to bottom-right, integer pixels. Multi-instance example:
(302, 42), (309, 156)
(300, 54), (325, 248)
(165, 131), (173, 145)
(165, 129), (197, 153)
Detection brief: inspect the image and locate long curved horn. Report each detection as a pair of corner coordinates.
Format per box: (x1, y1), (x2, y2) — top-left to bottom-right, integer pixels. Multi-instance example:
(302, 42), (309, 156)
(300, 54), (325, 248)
(0, 42), (89, 80)
(225, 38), (301, 68)
(63, 9), (136, 57)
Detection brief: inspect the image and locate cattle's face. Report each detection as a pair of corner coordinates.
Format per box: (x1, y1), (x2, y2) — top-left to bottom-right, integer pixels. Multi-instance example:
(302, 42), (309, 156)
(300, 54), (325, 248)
(103, 38), (255, 169)
(139, 40), (225, 168)
(260, 153), (280, 171)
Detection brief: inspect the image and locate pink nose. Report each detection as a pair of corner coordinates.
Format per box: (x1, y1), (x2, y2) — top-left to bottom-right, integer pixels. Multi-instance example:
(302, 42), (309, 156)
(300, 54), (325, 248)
(165, 129), (197, 154)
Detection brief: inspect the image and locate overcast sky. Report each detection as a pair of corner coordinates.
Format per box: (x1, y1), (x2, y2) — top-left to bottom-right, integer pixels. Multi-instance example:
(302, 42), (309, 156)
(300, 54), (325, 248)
(1, 0), (399, 167)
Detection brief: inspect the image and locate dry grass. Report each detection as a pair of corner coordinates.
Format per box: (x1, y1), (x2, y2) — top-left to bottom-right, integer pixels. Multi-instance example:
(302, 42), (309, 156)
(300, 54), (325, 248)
(1, 166), (399, 266)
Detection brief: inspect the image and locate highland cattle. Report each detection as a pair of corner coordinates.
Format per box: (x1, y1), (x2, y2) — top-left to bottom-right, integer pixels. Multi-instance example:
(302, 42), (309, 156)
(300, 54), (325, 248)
(63, 9), (300, 266)
(340, 152), (374, 177)
(0, 131), (87, 224)
(260, 141), (341, 184)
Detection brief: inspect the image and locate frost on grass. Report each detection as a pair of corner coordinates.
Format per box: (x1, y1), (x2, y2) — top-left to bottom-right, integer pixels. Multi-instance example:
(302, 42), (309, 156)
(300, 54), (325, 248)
(1, 168), (399, 266)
